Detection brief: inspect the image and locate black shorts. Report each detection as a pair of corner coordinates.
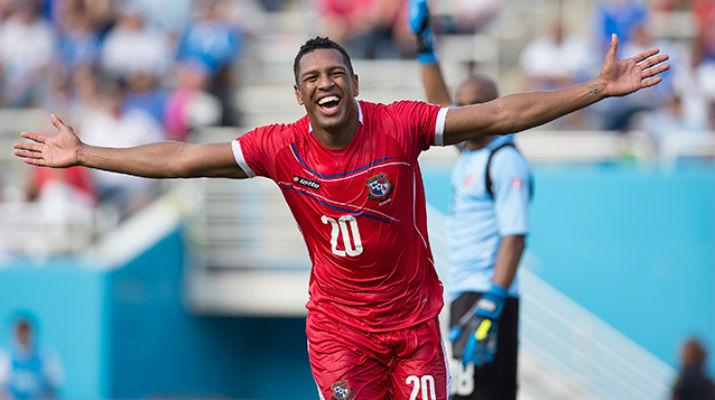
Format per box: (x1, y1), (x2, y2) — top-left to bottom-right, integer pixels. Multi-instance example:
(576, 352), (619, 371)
(449, 292), (519, 400)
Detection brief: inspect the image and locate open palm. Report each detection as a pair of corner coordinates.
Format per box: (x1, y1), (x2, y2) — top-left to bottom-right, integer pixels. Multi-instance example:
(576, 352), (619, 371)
(13, 114), (82, 168)
(600, 34), (670, 97)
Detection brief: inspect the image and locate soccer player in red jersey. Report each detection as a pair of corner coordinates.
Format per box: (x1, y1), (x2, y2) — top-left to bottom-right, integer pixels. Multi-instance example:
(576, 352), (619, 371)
(14, 36), (669, 399)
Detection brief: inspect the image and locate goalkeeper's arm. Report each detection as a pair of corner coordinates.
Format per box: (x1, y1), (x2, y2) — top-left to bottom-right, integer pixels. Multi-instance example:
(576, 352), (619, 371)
(408, 0), (452, 107)
(492, 235), (526, 290)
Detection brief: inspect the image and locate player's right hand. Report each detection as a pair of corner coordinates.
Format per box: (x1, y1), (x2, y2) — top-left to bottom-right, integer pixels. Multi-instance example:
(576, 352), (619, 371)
(407, 0), (436, 63)
(14, 114), (82, 168)
(448, 284), (507, 368)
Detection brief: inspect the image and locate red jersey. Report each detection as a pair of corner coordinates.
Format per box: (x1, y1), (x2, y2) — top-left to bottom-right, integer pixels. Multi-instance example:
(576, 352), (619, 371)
(233, 100), (448, 332)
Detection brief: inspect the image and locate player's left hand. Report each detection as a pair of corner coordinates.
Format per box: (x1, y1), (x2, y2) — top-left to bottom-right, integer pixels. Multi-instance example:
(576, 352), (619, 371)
(599, 33), (670, 97)
(448, 284), (507, 368)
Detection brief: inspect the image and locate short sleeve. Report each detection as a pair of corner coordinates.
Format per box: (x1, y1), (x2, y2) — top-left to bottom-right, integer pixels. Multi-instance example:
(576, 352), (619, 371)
(491, 148), (532, 236)
(386, 101), (448, 157)
(233, 124), (288, 179)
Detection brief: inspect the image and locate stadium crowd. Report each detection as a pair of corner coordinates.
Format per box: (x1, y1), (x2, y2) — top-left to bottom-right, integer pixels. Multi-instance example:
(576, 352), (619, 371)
(0, 0), (712, 255)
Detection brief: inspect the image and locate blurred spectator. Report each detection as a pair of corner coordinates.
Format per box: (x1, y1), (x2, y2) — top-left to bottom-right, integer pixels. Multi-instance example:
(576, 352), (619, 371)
(635, 93), (710, 159)
(123, 72), (168, 126)
(0, 315), (64, 400)
(178, 0), (243, 126)
(449, 0), (505, 33)
(20, 165), (97, 252)
(591, 0), (647, 52)
(126, 0), (192, 41)
(101, 4), (172, 80)
(56, 7), (101, 75)
(672, 45), (715, 132)
(68, 66), (102, 117)
(671, 338), (715, 400)
(78, 80), (164, 219)
(0, 0), (55, 107)
(164, 62), (222, 141)
(690, 0), (715, 62)
(314, 0), (404, 59)
(520, 20), (592, 91)
(58, 0), (115, 37)
(25, 166), (96, 210)
(0, 0), (14, 20)
(519, 20), (593, 128)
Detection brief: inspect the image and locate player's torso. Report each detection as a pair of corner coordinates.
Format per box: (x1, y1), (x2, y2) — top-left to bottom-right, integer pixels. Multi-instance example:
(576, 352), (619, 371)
(275, 120), (426, 278)
(269, 107), (440, 329)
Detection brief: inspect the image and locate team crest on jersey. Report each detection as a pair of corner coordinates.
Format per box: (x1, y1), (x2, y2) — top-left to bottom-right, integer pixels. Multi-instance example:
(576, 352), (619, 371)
(366, 173), (394, 201)
(331, 380), (354, 400)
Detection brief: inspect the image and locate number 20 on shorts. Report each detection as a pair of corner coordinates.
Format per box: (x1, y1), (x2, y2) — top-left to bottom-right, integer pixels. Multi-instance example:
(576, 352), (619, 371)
(407, 374), (437, 400)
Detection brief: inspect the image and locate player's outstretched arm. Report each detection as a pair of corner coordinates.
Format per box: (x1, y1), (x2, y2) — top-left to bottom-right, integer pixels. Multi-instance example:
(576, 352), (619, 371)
(408, 0), (452, 106)
(443, 34), (670, 145)
(13, 114), (248, 179)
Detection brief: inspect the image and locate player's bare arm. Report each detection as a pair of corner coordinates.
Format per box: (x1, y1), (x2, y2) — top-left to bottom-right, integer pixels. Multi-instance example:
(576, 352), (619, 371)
(13, 114), (247, 179)
(420, 63), (452, 107)
(443, 34), (670, 145)
(491, 235), (526, 289)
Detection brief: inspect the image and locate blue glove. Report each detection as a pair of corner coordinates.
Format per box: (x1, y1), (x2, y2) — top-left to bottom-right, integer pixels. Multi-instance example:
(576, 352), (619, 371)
(448, 284), (507, 368)
(407, 0), (437, 64)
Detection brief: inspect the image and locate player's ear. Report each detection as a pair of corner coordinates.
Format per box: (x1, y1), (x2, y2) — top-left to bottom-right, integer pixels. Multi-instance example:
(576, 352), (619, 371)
(294, 84), (304, 106)
(352, 74), (359, 97)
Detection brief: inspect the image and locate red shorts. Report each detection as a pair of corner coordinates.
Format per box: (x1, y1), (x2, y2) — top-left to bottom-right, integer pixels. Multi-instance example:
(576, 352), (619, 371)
(307, 312), (450, 400)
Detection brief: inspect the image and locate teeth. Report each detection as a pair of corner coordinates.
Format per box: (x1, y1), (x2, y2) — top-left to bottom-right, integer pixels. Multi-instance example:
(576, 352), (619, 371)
(318, 96), (339, 105)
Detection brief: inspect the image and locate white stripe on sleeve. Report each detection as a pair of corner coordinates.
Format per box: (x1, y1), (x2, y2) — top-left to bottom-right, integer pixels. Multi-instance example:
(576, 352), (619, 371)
(434, 107), (448, 146)
(231, 140), (256, 178)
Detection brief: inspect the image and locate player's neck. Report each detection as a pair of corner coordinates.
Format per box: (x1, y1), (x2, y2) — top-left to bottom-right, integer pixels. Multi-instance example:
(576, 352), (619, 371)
(310, 110), (360, 149)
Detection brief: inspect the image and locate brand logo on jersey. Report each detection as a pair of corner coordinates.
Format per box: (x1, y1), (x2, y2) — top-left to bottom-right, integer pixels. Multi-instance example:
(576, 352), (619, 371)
(331, 380), (354, 400)
(366, 173), (393, 201)
(293, 175), (321, 190)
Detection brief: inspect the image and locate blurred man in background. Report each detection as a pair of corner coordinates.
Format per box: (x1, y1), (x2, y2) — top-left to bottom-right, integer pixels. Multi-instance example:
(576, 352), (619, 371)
(410, 1), (531, 398)
(0, 0), (54, 107)
(0, 315), (63, 400)
(671, 338), (715, 400)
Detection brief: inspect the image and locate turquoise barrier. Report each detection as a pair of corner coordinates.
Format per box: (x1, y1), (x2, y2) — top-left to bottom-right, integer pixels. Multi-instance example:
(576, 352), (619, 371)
(422, 161), (715, 376)
(0, 259), (111, 398)
(0, 229), (314, 400)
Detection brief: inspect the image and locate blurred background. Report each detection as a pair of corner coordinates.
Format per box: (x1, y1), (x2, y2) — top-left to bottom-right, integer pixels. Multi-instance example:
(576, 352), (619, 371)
(0, 0), (712, 399)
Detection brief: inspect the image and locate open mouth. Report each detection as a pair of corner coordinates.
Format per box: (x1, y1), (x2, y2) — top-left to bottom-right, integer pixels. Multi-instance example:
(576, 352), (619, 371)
(316, 95), (341, 115)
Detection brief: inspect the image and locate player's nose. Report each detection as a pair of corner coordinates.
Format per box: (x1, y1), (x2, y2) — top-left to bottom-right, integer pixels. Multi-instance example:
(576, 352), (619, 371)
(316, 72), (334, 90)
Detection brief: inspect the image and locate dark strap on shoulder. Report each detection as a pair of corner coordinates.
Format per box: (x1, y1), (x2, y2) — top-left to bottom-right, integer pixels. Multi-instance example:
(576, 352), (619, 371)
(485, 142), (533, 200)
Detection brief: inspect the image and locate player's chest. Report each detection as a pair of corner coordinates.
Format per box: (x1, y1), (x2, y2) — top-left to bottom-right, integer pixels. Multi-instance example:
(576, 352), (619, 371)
(274, 137), (414, 213)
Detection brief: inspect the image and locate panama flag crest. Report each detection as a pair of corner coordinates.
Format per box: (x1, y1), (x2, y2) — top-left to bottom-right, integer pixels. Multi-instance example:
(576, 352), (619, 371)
(331, 380), (355, 400)
(366, 172), (394, 201)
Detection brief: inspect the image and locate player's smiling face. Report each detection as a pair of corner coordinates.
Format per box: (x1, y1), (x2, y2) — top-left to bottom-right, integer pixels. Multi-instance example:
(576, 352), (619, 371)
(294, 48), (359, 134)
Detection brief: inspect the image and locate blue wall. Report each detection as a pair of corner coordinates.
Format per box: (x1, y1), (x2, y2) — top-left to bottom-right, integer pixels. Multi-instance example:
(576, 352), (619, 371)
(0, 258), (111, 398)
(423, 161), (715, 375)
(0, 229), (315, 400)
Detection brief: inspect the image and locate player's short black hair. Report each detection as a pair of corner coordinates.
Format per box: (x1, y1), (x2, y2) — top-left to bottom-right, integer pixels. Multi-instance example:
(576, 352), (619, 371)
(293, 37), (354, 84)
